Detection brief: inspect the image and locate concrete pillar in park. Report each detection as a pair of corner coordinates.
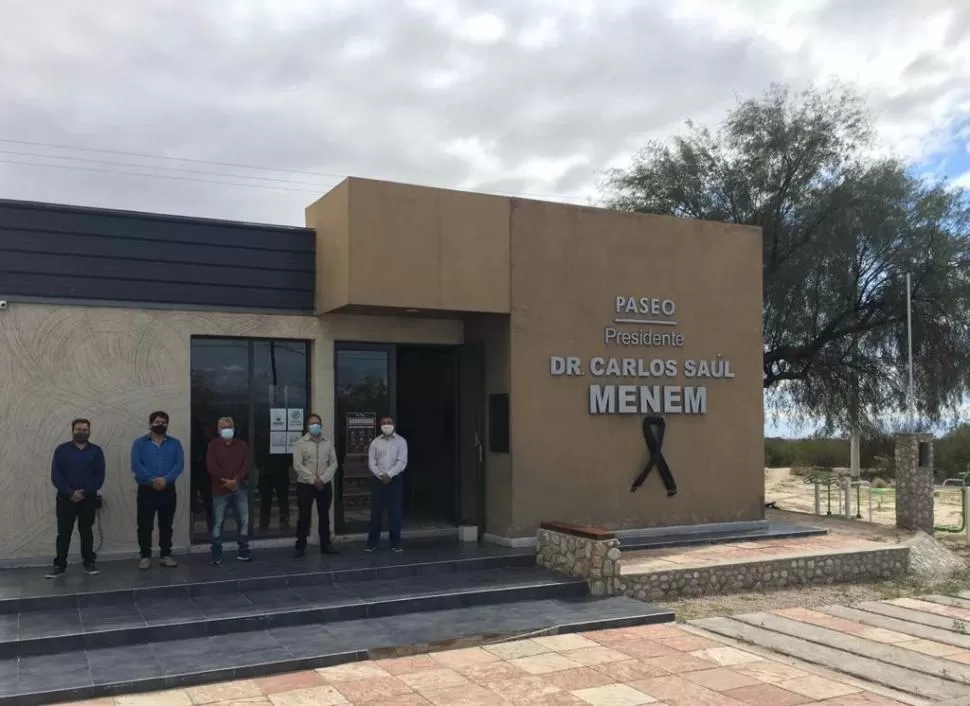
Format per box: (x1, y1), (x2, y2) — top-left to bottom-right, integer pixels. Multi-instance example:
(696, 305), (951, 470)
(894, 433), (935, 534)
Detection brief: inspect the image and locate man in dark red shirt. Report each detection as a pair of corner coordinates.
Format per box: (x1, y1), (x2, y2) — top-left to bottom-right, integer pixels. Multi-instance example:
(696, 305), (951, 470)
(206, 416), (252, 565)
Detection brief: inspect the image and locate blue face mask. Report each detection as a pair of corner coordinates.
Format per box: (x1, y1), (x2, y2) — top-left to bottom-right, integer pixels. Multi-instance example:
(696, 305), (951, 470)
(219, 428), (234, 440)
(308, 424), (322, 436)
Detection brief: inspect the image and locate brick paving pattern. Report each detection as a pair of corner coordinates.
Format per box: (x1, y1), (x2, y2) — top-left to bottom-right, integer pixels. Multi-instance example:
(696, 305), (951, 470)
(64, 623), (906, 705)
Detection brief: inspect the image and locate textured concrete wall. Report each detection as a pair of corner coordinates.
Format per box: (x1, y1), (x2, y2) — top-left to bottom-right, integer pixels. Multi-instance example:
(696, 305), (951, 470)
(536, 528), (622, 597)
(616, 547), (909, 600)
(895, 433), (935, 534)
(0, 302), (461, 562)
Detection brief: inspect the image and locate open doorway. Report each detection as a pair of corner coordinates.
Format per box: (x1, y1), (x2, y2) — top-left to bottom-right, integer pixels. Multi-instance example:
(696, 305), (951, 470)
(333, 342), (465, 535)
(396, 345), (457, 529)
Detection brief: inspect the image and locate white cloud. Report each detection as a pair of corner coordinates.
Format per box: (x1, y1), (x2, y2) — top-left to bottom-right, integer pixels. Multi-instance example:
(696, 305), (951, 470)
(0, 0), (967, 226)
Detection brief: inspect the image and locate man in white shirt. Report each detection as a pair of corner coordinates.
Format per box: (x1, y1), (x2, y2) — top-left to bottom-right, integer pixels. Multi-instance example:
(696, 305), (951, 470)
(365, 415), (408, 552)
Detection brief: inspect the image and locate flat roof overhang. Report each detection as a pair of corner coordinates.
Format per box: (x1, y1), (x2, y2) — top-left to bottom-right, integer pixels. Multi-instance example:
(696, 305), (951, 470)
(307, 178), (511, 316)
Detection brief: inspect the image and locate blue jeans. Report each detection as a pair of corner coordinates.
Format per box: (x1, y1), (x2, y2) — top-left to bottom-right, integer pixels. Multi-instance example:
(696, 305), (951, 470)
(367, 475), (403, 548)
(211, 488), (250, 559)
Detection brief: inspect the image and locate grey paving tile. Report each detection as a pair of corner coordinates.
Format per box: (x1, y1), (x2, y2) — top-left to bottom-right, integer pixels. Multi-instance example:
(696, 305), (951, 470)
(191, 592), (256, 619)
(80, 603), (146, 632)
(87, 643), (163, 684)
(18, 607), (81, 638)
(18, 653), (92, 692)
(151, 636), (236, 676)
(322, 618), (400, 649)
(136, 595), (203, 624)
(270, 624), (357, 658)
(289, 584), (357, 606)
(0, 613), (18, 640)
(241, 587), (307, 611)
(0, 657), (17, 696)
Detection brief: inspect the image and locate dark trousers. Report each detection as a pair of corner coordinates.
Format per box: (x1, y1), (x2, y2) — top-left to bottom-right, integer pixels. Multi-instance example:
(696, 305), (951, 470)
(54, 494), (97, 568)
(295, 482), (332, 550)
(137, 485), (177, 558)
(367, 475), (403, 548)
(259, 471), (290, 529)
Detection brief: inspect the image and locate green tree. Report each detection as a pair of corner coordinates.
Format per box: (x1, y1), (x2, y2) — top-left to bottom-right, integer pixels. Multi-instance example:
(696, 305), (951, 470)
(601, 84), (970, 432)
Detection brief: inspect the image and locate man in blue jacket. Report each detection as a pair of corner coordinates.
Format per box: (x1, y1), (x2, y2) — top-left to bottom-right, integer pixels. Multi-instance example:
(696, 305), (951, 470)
(131, 410), (184, 570)
(46, 418), (105, 578)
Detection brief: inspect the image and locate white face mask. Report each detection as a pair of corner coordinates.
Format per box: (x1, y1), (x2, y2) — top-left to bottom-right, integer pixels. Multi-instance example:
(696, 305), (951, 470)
(381, 424), (394, 436)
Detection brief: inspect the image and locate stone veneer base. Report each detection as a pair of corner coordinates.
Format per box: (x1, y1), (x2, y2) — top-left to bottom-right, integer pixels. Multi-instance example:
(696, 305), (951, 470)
(614, 546), (910, 602)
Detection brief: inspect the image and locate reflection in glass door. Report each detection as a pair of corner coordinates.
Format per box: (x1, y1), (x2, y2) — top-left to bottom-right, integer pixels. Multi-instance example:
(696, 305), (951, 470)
(334, 345), (393, 534)
(190, 337), (311, 544)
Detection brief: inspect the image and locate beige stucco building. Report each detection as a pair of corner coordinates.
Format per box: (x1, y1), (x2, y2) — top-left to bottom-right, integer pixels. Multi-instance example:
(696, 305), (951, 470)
(0, 178), (764, 563)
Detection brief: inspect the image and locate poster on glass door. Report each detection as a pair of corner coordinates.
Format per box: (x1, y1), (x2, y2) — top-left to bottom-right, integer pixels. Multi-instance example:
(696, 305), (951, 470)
(287, 408), (304, 431)
(270, 432), (288, 455)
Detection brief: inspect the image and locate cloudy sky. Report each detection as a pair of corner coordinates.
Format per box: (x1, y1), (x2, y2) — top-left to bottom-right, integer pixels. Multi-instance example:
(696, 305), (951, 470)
(2, 0), (969, 436)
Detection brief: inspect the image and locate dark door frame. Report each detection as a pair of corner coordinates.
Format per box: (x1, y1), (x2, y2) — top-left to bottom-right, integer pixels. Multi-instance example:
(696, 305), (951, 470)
(188, 335), (313, 545)
(332, 341), (397, 534)
(332, 340), (484, 536)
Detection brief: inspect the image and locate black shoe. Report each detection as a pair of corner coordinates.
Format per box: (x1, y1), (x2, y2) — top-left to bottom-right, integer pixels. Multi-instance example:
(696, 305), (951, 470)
(45, 565), (66, 579)
(321, 545), (339, 555)
(237, 551), (253, 562)
(209, 557), (223, 567)
(293, 548), (305, 559)
(363, 546), (377, 553)
(391, 546), (404, 553)
(83, 563), (99, 575)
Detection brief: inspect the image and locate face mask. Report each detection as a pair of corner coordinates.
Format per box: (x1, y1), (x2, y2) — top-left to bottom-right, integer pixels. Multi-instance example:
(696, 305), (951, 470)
(219, 428), (234, 440)
(73, 432), (89, 444)
(151, 424), (167, 435)
(308, 423), (322, 436)
(381, 425), (394, 436)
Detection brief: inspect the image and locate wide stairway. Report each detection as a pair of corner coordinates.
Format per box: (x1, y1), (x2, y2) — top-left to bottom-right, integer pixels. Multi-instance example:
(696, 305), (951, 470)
(0, 540), (673, 705)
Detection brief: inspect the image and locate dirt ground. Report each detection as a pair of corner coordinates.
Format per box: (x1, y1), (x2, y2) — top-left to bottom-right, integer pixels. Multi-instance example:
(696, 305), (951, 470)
(765, 467), (965, 529)
(659, 504), (970, 622)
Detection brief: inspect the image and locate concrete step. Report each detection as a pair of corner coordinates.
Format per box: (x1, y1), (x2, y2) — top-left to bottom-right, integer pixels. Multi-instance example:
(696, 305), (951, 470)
(852, 600), (970, 632)
(692, 615), (969, 701)
(0, 542), (537, 614)
(731, 612), (970, 685)
(820, 604), (970, 650)
(2, 566), (589, 659)
(0, 595), (674, 706)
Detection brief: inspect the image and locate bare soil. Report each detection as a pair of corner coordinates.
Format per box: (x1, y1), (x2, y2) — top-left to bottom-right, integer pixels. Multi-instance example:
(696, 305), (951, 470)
(765, 467), (965, 529)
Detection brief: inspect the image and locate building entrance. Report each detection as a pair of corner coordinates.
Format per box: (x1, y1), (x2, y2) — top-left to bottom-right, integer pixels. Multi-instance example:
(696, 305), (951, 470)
(333, 342), (483, 537)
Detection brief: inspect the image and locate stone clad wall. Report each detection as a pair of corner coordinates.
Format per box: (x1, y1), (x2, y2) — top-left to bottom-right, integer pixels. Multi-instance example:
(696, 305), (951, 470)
(614, 547), (909, 601)
(895, 433), (935, 535)
(536, 527), (622, 597)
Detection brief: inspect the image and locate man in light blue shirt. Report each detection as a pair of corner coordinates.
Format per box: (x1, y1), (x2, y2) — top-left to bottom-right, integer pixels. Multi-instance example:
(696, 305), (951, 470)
(131, 410), (184, 570)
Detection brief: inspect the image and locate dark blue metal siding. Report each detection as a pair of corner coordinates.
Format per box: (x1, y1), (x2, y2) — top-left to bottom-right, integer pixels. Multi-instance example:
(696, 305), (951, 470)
(0, 199), (316, 311)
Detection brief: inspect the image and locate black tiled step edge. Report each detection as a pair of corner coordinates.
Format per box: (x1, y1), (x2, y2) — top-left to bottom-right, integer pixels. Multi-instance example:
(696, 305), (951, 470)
(1, 595), (675, 706)
(3, 567), (586, 658)
(1, 550), (536, 613)
(619, 522), (826, 551)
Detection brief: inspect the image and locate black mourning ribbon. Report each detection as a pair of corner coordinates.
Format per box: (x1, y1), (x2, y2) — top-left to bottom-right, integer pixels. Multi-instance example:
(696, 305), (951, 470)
(630, 415), (677, 496)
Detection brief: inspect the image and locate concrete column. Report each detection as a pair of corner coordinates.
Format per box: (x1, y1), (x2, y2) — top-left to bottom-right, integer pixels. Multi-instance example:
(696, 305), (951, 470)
(894, 433), (935, 534)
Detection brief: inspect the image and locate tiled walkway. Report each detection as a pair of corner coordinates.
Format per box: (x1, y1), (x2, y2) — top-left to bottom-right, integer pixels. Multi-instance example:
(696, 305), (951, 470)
(65, 623), (905, 705)
(622, 533), (882, 573)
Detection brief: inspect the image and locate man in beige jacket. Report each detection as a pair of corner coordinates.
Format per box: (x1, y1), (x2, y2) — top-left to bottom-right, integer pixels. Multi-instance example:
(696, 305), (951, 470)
(292, 413), (339, 558)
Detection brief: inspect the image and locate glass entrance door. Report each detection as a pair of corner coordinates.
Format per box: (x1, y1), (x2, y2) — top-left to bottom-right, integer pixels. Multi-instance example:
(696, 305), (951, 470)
(334, 345), (393, 534)
(190, 337), (311, 544)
